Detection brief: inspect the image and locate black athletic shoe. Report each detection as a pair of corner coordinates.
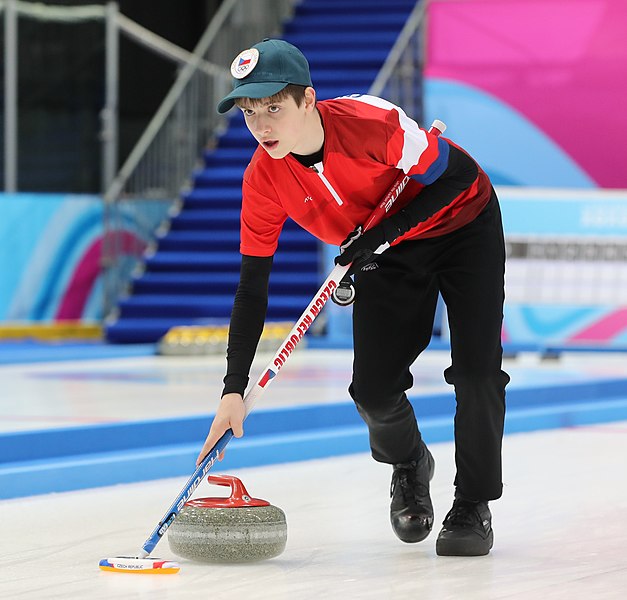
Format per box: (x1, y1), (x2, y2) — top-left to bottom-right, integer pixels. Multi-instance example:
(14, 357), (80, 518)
(436, 498), (494, 556)
(390, 445), (435, 543)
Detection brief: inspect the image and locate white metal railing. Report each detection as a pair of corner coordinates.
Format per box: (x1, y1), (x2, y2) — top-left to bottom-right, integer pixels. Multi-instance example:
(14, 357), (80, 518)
(0, 0), (223, 194)
(1, 0), (112, 193)
(369, 0), (427, 122)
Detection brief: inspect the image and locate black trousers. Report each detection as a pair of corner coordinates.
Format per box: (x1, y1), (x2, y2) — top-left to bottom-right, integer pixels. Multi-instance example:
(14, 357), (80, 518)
(349, 191), (509, 501)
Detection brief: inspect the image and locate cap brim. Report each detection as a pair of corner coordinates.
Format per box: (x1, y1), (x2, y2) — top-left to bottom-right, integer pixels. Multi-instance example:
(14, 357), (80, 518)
(217, 81), (291, 114)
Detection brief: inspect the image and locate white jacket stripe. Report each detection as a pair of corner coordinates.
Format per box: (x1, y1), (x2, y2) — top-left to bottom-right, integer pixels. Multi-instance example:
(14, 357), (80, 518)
(346, 94), (429, 174)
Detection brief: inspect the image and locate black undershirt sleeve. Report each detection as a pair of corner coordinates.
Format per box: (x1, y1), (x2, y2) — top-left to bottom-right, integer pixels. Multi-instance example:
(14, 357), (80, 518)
(383, 142), (479, 240)
(221, 254), (273, 397)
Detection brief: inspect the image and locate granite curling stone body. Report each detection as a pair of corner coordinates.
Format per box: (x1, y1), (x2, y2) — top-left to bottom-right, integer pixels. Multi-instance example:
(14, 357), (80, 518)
(167, 474), (287, 563)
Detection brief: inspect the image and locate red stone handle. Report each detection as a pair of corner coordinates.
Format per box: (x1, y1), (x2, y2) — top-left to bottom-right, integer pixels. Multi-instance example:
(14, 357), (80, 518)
(184, 474), (270, 508)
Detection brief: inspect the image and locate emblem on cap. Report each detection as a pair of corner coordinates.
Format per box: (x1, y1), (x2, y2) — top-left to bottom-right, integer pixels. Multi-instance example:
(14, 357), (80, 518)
(231, 48), (260, 79)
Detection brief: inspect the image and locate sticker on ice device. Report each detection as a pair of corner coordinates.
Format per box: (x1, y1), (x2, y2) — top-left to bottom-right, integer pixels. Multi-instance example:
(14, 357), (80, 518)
(231, 48), (260, 79)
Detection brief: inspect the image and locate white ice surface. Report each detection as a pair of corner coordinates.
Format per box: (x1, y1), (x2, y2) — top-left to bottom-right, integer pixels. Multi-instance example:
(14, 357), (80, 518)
(2, 421), (627, 600)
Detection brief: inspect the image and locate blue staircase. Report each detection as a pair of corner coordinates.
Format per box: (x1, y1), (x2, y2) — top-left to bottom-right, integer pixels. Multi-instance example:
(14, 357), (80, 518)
(105, 0), (419, 344)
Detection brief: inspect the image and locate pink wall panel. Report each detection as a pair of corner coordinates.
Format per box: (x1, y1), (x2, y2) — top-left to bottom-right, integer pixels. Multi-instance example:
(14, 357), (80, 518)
(426, 0), (627, 188)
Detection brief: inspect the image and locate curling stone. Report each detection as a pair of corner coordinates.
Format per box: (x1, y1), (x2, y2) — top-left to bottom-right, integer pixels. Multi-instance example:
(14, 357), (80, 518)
(167, 474), (287, 563)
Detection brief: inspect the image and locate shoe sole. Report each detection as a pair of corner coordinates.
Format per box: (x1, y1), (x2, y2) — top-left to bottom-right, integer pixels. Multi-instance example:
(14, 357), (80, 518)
(435, 531), (494, 557)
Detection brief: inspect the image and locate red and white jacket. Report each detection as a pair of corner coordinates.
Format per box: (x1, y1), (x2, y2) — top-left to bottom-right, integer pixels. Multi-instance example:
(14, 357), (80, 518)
(240, 94), (492, 257)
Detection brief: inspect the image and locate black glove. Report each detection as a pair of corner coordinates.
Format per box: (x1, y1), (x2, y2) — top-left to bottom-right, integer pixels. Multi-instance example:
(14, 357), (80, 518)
(334, 211), (413, 268)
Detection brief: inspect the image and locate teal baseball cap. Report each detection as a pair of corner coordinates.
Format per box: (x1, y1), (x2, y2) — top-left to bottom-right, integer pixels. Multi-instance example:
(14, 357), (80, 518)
(217, 38), (313, 114)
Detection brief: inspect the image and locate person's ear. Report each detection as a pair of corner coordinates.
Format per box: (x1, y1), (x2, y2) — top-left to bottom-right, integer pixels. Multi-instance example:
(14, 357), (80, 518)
(304, 87), (316, 112)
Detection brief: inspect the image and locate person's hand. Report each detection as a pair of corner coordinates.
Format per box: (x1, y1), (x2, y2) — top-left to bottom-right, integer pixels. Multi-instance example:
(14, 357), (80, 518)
(335, 210), (413, 269)
(196, 393), (246, 466)
(334, 224), (386, 268)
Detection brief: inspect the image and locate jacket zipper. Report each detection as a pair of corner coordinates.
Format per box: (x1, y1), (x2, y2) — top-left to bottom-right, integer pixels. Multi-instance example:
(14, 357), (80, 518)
(311, 161), (344, 206)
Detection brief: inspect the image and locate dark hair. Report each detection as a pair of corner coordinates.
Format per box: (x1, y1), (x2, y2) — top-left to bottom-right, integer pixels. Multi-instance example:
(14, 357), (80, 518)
(236, 84), (310, 109)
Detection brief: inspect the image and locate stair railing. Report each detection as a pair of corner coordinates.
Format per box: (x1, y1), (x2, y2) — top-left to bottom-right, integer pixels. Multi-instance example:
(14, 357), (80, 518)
(102, 0), (299, 319)
(369, 0), (427, 123)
